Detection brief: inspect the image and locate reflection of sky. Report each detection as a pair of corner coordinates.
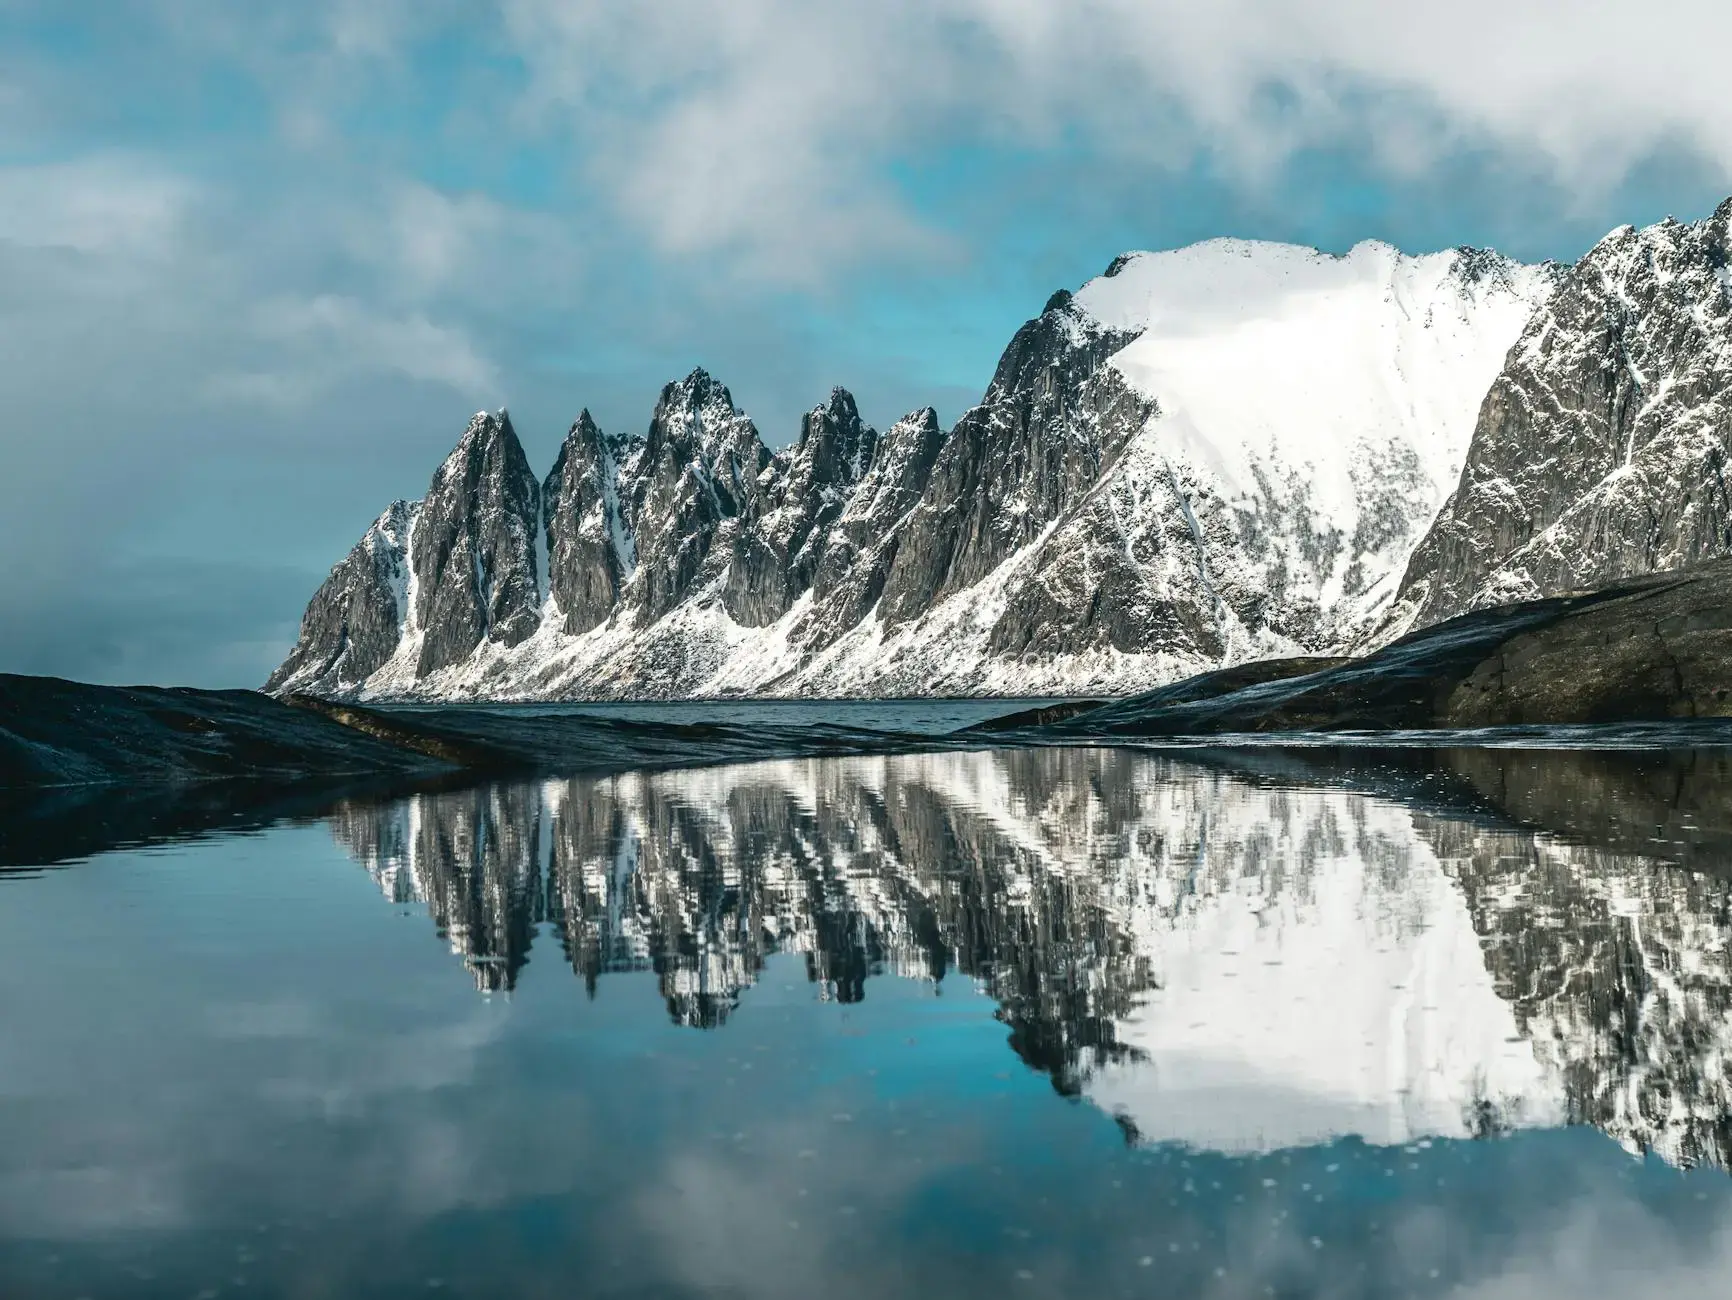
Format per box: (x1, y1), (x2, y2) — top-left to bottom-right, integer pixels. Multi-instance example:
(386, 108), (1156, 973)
(3, 823), (1732, 1300)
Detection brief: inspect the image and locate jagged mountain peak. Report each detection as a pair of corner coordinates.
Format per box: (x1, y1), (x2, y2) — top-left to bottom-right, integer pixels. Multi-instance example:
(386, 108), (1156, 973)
(830, 405), (946, 534)
(263, 498), (419, 695)
(460, 406), (515, 440)
(370, 497), (416, 537)
(801, 386), (860, 430)
(792, 387), (875, 490)
(656, 366), (738, 416)
(273, 220), (1608, 702)
(1449, 245), (1565, 296)
(890, 405), (940, 435)
(981, 283), (1136, 409)
(543, 405), (634, 637)
(645, 366), (762, 463)
(550, 408), (634, 469)
(432, 407), (527, 488)
(411, 405), (542, 676)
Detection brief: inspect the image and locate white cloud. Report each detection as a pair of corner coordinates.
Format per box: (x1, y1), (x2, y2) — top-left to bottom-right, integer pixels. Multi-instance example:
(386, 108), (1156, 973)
(335, 180), (583, 304)
(0, 154), (198, 256)
(206, 293), (502, 406)
(500, 0), (1732, 278)
(386, 183), (508, 292)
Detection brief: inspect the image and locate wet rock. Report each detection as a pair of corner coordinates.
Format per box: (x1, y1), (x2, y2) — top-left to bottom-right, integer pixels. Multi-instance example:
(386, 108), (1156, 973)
(1073, 560), (1732, 734)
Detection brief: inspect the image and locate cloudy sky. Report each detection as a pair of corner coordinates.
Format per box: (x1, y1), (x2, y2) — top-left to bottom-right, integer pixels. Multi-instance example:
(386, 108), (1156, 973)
(2, 0), (1728, 687)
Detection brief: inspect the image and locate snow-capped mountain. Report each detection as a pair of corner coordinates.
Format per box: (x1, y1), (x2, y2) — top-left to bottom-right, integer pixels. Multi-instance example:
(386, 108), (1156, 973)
(1390, 199), (1732, 633)
(268, 236), (1555, 700)
(330, 749), (1732, 1167)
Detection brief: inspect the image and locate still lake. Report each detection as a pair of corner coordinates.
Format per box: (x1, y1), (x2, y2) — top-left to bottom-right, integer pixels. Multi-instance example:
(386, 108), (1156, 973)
(5, 708), (1732, 1298)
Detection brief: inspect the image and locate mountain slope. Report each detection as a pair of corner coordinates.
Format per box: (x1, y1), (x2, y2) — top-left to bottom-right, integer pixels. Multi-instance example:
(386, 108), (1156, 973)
(269, 237), (1555, 701)
(1390, 199), (1732, 633)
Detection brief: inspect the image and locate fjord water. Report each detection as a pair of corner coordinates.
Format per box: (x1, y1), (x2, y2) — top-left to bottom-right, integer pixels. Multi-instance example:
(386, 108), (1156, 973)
(6, 745), (1732, 1298)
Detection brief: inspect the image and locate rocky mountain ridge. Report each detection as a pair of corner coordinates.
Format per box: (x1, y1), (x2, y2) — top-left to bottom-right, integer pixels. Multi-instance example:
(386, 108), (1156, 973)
(270, 208), (1731, 701)
(1388, 198), (1732, 633)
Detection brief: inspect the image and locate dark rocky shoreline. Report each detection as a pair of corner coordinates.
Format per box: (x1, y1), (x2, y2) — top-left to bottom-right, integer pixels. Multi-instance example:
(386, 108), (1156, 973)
(7, 560), (1732, 869)
(1041, 560), (1732, 736)
(9, 561), (1732, 795)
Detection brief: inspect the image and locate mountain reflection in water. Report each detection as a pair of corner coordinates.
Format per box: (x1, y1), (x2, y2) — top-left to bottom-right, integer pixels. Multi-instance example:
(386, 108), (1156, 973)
(330, 746), (1732, 1172)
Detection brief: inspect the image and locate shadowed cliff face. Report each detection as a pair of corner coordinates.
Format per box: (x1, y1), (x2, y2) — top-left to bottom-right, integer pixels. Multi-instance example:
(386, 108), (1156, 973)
(876, 298), (1150, 625)
(327, 746), (1732, 1168)
(411, 411), (543, 675)
(264, 501), (418, 694)
(541, 410), (630, 637)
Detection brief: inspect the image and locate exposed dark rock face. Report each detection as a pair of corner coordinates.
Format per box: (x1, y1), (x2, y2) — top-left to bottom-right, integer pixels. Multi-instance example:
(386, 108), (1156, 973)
(267, 224), (1681, 701)
(1395, 200), (1732, 630)
(879, 296), (1148, 623)
(621, 369), (777, 626)
(542, 411), (634, 636)
(753, 388), (878, 613)
(276, 410), (543, 691)
(981, 411), (1219, 662)
(264, 500), (416, 695)
(801, 406), (947, 634)
(411, 411), (542, 674)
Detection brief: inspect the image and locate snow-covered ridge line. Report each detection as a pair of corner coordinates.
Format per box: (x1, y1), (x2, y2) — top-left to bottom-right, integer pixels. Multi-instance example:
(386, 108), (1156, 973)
(270, 230), (1570, 701)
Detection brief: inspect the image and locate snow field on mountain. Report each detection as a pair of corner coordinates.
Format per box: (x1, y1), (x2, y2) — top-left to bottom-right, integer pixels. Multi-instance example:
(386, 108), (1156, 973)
(1080, 240), (1553, 630)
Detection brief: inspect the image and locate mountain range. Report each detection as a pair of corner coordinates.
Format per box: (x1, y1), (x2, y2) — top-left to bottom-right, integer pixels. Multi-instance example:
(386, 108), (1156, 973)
(267, 199), (1732, 701)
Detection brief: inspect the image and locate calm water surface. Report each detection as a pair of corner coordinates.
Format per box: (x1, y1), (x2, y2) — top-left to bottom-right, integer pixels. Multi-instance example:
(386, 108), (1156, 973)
(6, 737), (1732, 1298)
(384, 696), (1081, 734)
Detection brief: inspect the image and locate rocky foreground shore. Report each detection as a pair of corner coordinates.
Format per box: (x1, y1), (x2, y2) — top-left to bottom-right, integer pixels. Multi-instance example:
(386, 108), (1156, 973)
(1041, 558), (1732, 736)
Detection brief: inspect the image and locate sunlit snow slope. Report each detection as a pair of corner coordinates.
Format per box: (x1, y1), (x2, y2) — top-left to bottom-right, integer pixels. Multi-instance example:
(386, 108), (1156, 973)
(1083, 241), (1554, 644)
